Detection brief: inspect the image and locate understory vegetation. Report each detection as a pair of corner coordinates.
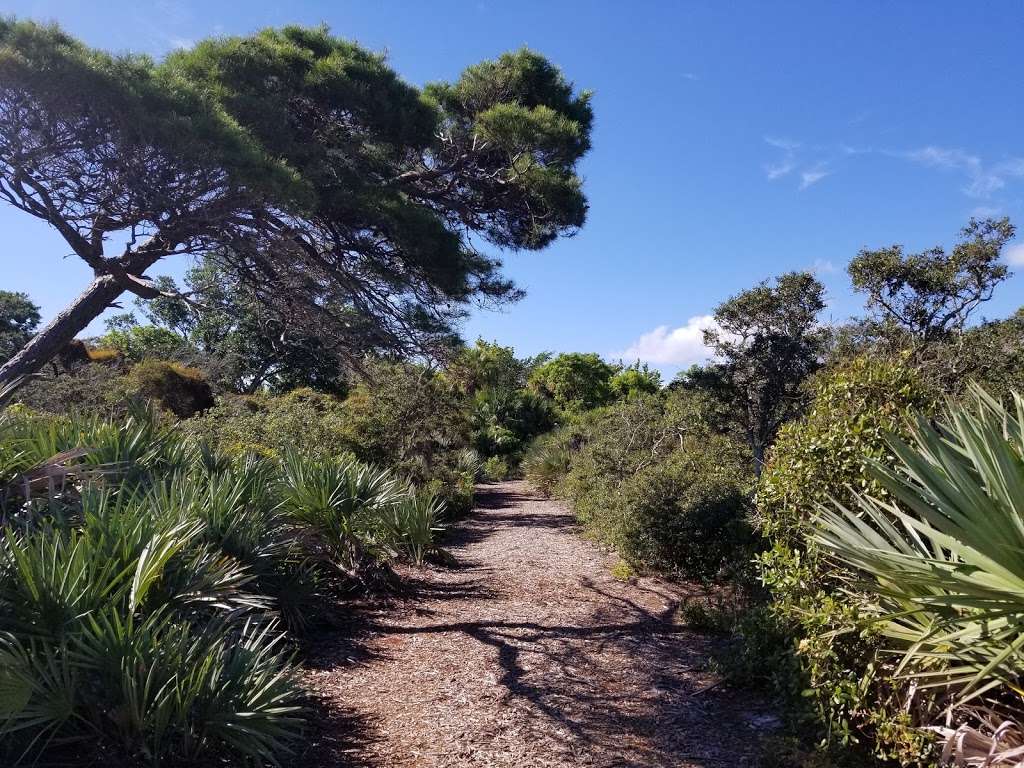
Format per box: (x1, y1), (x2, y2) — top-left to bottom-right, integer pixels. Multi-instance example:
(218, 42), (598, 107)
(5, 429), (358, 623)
(0, 406), (445, 765)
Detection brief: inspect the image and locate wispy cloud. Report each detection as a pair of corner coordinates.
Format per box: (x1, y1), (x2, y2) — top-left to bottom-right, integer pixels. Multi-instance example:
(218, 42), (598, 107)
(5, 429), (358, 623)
(800, 166), (830, 190)
(766, 138), (1024, 200)
(1004, 243), (1024, 266)
(764, 138), (830, 189)
(617, 315), (718, 366)
(765, 137), (801, 152)
(765, 160), (796, 180)
(681, 72), (700, 81)
(895, 146), (1024, 198)
(810, 258), (837, 275)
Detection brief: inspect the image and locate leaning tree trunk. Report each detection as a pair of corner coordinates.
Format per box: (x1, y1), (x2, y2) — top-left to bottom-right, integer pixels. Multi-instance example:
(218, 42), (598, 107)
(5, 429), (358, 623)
(0, 274), (128, 388)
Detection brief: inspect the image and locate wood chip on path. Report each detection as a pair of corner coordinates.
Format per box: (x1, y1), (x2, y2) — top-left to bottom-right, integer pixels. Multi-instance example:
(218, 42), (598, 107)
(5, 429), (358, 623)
(301, 480), (769, 767)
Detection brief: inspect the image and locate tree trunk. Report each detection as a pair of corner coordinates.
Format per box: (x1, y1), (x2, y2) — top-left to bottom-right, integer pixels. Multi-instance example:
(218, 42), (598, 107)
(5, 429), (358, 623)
(0, 274), (127, 388)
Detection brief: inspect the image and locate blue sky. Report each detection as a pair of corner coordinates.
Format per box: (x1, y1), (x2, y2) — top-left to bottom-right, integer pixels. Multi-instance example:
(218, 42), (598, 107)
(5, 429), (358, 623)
(3, 1), (1024, 379)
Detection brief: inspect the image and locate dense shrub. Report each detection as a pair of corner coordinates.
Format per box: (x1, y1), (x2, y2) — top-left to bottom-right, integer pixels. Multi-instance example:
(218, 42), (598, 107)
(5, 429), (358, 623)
(187, 387), (354, 459)
(0, 407), (449, 765)
(754, 355), (936, 761)
(339, 360), (469, 481)
(527, 352), (616, 412)
(12, 363), (130, 415)
(814, 386), (1024, 763)
(126, 359), (215, 418)
(99, 323), (191, 363)
(481, 455), (512, 481)
(548, 391), (754, 579)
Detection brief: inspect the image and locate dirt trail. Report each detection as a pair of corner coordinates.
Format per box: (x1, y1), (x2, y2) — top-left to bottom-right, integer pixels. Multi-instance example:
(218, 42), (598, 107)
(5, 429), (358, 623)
(304, 480), (769, 767)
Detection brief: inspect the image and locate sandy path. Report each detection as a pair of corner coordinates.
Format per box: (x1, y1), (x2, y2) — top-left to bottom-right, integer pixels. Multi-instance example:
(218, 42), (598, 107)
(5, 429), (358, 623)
(303, 480), (768, 767)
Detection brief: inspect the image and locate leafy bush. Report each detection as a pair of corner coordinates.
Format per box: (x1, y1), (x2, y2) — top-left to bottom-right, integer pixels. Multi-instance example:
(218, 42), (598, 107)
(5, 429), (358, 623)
(550, 391), (754, 579)
(0, 405), (452, 765)
(12, 363), (130, 416)
(338, 360), (469, 482)
(522, 430), (573, 496)
(0, 415), (304, 765)
(482, 455), (512, 481)
(814, 385), (1024, 760)
(527, 352), (616, 412)
(754, 355), (935, 761)
(186, 387), (354, 459)
(126, 359), (215, 418)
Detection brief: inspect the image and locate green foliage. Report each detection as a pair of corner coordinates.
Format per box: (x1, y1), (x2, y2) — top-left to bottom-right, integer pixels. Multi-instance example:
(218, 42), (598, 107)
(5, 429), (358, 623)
(754, 355), (936, 760)
(125, 360), (215, 418)
(0, 403), (453, 764)
(136, 258), (349, 395)
(0, 292), (39, 364)
(528, 352), (616, 412)
(522, 430), (573, 496)
(0, 21), (593, 384)
(12, 364), (129, 416)
(814, 385), (1024, 730)
(609, 362), (662, 399)
(699, 271), (829, 468)
(186, 387), (353, 460)
(548, 391), (754, 579)
(339, 360), (469, 481)
(444, 339), (527, 395)
(481, 455), (512, 482)
(99, 317), (190, 363)
(470, 386), (553, 460)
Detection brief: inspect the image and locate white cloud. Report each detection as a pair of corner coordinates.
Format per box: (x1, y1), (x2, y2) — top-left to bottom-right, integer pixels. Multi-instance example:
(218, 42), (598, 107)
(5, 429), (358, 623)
(1004, 243), (1024, 266)
(765, 160), (795, 180)
(971, 205), (1003, 218)
(800, 166), (830, 189)
(810, 258), (837, 275)
(898, 145), (1024, 199)
(765, 136), (801, 151)
(618, 315), (718, 366)
(681, 72), (699, 81)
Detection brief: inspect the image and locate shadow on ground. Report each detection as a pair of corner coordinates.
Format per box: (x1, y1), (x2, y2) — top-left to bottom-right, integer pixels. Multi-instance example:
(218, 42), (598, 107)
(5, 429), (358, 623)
(299, 481), (765, 768)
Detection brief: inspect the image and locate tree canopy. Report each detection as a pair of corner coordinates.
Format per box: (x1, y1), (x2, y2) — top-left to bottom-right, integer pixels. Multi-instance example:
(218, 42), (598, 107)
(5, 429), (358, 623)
(0, 20), (593, 386)
(528, 352), (616, 412)
(848, 217), (1013, 343)
(695, 271), (828, 469)
(0, 290), (40, 363)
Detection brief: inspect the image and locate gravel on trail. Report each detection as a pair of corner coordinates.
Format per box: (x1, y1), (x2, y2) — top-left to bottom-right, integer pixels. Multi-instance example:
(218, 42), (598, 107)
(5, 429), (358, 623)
(303, 480), (770, 767)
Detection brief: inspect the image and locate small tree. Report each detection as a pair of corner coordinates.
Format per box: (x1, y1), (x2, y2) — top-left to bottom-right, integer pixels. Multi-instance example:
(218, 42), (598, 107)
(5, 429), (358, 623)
(610, 361), (662, 399)
(0, 290), (40, 363)
(700, 271), (828, 471)
(0, 22), (593, 387)
(848, 217), (1013, 344)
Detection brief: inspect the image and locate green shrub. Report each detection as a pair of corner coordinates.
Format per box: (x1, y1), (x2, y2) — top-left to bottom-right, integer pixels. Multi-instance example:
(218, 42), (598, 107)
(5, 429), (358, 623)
(575, 434), (751, 578)
(482, 455), (511, 481)
(754, 355), (935, 760)
(0, 417), (305, 765)
(0, 405), (453, 765)
(556, 391), (755, 579)
(12, 363), (130, 416)
(185, 387), (354, 459)
(814, 386), (1024, 761)
(126, 359), (215, 418)
(522, 430), (572, 495)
